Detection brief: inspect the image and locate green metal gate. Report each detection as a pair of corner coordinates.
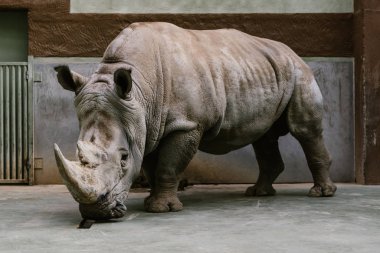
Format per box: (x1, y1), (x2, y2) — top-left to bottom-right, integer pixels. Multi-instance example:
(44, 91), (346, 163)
(0, 61), (33, 184)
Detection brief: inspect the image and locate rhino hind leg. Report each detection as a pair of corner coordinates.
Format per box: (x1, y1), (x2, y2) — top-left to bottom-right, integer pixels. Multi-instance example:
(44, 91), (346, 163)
(297, 136), (336, 197)
(287, 78), (337, 197)
(144, 130), (201, 213)
(246, 129), (285, 196)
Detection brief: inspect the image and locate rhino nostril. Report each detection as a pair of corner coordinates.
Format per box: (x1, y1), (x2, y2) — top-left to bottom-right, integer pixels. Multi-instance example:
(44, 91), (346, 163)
(116, 202), (127, 212)
(115, 197), (127, 208)
(111, 202), (127, 218)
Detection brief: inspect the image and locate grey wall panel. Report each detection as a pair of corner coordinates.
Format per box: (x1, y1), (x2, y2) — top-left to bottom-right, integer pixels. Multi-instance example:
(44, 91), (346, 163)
(33, 62), (99, 184)
(33, 58), (354, 184)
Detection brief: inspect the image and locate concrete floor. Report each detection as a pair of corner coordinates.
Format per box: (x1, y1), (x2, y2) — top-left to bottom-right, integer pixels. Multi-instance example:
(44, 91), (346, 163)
(0, 184), (379, 253)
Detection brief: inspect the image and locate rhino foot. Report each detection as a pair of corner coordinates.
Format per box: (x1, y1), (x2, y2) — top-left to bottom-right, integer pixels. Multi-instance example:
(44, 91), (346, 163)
(144, 194), (183, 213)
(308, 183), (337, 197)
(245, 185), (276, 196)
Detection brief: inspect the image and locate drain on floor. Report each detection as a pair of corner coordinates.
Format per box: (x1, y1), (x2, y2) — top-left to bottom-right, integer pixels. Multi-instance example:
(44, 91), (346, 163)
(78, 219), (95, 229)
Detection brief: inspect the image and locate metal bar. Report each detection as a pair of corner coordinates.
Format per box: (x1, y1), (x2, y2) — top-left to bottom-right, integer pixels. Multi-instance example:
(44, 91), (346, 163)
(17, 66), (23, 180)
(4, 66), (10, 179)
(0, 66), (3, 179)
(22, 65), (28, 181)
(27, 56), (34, 185)
(11, 66), (16, 179)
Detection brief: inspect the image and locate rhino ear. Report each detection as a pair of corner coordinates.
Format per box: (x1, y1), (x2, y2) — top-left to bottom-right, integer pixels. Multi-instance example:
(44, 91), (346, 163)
(54, 65), (88, 93)
(114, 68), (132, 99)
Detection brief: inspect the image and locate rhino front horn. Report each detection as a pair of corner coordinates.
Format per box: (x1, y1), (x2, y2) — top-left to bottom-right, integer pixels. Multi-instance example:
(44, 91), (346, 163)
(54, 143), (105, 204)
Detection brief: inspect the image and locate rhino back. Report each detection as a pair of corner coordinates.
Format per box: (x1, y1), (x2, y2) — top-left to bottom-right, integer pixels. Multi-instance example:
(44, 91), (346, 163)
(103, 22), (310, 152)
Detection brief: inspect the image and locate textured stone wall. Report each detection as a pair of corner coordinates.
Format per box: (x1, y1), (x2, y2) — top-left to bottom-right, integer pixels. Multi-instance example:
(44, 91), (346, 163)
(0, 1), (353, 58)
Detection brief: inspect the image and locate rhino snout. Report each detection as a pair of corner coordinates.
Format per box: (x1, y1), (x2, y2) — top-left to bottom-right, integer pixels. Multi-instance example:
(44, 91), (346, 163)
(79, 198), (128, 220)
(55, 143), (132, 220)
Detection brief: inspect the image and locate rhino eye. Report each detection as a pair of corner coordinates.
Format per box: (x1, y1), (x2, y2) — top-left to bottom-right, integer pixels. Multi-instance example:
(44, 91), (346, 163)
(121, 154), (128, 161)
(120, 154), (128, 167)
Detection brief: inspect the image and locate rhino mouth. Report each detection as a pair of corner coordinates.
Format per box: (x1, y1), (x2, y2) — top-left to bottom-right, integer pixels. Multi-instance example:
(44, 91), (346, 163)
(54, 143), (129, 220)
(79, 193), (128, 220)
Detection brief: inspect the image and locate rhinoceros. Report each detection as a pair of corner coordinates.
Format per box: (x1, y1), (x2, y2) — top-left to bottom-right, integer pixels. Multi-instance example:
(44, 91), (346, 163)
(54, 22), (336, 220)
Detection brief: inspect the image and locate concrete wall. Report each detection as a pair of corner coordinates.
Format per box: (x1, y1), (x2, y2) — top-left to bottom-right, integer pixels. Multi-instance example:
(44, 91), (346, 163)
(33, 58), (100, 184)
(354, 1), (380, 184)
(71, 0), (353, 13)
(33, 58), (354, 184)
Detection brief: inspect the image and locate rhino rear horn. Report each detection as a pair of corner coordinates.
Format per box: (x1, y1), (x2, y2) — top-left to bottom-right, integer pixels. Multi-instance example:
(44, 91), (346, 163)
(54, 65), (88, 94)
(114, 68), (132, 99)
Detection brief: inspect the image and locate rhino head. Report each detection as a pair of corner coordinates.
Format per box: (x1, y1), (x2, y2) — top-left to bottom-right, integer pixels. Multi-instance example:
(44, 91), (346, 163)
(54, 65), (146, 220)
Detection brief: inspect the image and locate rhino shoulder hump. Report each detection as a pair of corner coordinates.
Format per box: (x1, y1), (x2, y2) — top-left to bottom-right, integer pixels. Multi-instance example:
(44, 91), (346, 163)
(103, 23), (158, 62)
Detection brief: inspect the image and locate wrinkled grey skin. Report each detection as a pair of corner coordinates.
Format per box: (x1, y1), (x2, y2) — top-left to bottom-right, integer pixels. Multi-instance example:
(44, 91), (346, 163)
(54, 22), (336, 220)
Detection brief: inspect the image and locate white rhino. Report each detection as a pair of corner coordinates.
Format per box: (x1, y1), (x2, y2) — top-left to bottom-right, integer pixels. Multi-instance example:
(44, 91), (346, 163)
(54, 22), (336, 220)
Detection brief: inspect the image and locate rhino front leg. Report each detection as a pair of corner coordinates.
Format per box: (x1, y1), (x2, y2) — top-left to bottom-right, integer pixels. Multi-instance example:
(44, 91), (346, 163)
(144, 129), (201, 213)
(246, 132), (284, 196)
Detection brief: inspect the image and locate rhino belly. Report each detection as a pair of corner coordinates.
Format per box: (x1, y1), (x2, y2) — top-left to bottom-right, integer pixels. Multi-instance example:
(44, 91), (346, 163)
(198, 120), (274, 155)
(198, 139), (255, 155)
